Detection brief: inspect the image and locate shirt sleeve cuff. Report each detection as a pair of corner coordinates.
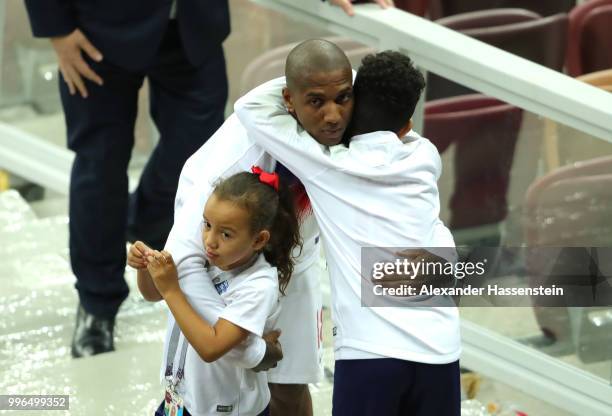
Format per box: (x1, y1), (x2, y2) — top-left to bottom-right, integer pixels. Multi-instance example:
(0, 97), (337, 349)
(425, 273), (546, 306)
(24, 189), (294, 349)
(24, 1), (77, 38)
(223, 336), (266, 369)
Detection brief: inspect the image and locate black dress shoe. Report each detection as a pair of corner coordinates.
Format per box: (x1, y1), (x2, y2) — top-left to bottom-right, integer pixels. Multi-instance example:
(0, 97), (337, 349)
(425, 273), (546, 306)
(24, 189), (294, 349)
(71, 303), (116, 358)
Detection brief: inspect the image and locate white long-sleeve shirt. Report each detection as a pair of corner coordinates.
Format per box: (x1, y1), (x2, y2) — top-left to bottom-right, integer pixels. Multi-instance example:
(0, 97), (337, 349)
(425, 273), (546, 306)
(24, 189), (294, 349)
(235, 77), (461, 363)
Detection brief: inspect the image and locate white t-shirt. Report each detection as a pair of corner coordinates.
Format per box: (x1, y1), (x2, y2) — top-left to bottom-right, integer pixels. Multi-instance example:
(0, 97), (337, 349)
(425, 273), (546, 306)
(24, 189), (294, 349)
(161, 254), (279, 416)
(235, 77), (461, 364)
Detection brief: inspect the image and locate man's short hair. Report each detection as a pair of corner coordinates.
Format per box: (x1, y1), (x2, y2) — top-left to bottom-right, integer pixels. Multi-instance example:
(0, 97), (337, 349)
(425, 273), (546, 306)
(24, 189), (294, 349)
(352, 51), (426, 133)
(285, 39), (351, 91)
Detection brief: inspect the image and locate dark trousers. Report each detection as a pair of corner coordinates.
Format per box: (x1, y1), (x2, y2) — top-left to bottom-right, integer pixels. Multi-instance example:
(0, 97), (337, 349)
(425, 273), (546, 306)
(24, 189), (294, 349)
(332, 358), (460, 416)
(60, 21), (227, 318)
(154, 401), (270, 416)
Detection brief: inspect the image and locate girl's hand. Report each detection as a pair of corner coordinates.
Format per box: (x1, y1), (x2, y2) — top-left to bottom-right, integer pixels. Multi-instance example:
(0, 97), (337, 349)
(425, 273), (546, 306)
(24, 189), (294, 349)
(147, 250), (180, 297)
(127, 240), (152, 270)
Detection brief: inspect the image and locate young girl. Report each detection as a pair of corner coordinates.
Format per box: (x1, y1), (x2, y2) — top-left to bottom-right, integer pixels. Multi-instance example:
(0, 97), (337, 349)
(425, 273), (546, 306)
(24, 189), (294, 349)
(127, 167), (301, 416)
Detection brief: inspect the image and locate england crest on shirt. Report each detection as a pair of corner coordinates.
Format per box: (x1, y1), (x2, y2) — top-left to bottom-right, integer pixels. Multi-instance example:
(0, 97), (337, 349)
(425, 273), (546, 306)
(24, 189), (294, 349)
(214, 278), (229, 295)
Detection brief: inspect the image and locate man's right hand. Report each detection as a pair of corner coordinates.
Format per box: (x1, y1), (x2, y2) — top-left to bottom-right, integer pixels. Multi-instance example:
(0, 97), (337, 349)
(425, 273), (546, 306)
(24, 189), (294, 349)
(252, 330), (283, 372)
(50, 29), (104, 98)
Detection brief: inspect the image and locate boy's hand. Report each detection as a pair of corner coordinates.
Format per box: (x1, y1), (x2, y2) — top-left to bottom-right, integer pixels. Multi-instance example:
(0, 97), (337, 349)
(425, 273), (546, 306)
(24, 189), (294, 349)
(147, 250), (180, 297)
(127, 240), (153, 270)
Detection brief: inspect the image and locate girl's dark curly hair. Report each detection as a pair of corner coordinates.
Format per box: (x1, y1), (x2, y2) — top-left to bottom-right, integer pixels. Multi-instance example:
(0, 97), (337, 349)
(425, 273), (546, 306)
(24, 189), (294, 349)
(212, 171), (302, 294)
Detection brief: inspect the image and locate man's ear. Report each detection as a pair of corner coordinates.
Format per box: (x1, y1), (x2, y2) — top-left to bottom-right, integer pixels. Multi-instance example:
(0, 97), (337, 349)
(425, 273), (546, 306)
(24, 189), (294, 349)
(397, 119), (413, 138)
(253, 230), (270, 251)
(282, 87), (295, 115)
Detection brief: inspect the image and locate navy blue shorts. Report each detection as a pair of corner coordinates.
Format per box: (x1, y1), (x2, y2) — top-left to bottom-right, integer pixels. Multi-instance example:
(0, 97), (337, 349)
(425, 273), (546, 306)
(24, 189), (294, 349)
(332, 358), (460, 416)
(154, 401), (269, 416)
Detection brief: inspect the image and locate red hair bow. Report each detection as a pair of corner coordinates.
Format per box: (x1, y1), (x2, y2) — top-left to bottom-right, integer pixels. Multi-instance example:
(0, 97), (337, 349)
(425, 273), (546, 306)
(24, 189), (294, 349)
(251, 165), (279, 191)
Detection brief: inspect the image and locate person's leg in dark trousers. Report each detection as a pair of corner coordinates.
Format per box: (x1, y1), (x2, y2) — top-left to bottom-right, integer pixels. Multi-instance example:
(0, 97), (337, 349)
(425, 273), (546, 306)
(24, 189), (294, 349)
(60, 58), (144, 356)
(332, 359), (411, 416)
(332, 358), (460, 416)
(402, 360), (461, 416)
(61, 60), (144, 316)
(128, 21), (227, 249)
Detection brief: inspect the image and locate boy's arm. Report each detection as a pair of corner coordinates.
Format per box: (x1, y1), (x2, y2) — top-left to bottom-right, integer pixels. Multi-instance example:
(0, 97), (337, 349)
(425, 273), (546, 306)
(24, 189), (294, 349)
(234, 77), (333, 182)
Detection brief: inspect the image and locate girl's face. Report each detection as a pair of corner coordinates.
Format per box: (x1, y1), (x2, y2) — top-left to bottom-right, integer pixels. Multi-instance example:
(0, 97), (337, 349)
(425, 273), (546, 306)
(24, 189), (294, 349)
(202, 194), (269, 271)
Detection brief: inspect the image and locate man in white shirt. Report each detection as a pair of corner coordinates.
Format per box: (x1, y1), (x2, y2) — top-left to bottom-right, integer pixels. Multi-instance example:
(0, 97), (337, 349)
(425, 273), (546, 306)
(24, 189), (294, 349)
(235, 41), (461, 416)
(165, 45), (355, 413)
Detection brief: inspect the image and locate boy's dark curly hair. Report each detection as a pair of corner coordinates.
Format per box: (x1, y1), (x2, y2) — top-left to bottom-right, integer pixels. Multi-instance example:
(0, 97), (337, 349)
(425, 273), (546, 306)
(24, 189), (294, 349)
(351, 51), (426, 135)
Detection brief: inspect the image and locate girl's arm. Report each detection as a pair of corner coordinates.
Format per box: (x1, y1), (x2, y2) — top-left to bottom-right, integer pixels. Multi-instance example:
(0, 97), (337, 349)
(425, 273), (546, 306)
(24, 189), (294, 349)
(147, 250), (250, 363)
(128, 241), (162, 301)
(137, 269), (163, 302)
(164, 290), (249, 362)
